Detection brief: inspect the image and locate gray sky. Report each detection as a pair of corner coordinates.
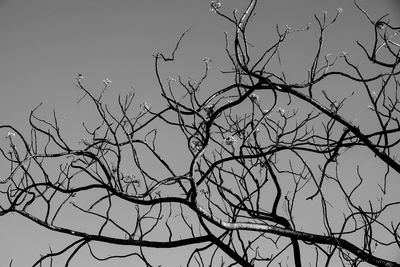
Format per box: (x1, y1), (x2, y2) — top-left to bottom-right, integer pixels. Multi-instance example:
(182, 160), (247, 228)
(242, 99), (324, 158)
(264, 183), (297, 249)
(0, 0), (399, 266)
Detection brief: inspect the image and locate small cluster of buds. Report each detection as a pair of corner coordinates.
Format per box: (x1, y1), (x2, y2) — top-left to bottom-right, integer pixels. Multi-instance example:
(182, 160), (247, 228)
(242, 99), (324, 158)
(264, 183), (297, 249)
(140, 102), (151, 112)
(249, 93), (259, 103)
(224, 135), (237, 146)
(210, 1), (222, 12)
(103, 78), (112, 85)
(204, 104), (214, 117)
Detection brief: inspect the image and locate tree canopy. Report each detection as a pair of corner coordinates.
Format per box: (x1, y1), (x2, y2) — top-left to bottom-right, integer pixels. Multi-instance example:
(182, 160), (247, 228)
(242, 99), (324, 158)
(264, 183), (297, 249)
(1, 0), (400, 266)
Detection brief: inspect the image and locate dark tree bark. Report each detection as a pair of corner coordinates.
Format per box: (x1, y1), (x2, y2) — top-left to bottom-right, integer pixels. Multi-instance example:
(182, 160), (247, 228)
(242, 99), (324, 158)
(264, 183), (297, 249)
(1, 0), (400, 266)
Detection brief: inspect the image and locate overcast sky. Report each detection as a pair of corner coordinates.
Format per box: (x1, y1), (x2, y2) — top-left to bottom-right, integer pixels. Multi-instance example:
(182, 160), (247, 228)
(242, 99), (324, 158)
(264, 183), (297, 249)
(0, 0), (399, 266)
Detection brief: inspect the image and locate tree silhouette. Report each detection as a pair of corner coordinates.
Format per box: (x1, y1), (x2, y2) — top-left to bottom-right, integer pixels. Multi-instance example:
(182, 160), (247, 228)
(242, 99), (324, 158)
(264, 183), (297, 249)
(1, 0), (400, 266)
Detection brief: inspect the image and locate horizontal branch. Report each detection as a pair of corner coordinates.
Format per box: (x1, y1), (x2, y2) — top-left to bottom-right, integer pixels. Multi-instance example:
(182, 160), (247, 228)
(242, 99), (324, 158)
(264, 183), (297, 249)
(196, 205), (400, 267)
(15, 210), (212, 248)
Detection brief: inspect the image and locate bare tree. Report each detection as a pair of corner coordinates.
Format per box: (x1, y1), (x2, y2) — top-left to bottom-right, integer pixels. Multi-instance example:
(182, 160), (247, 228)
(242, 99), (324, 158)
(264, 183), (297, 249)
(1, 1), (400, 266)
